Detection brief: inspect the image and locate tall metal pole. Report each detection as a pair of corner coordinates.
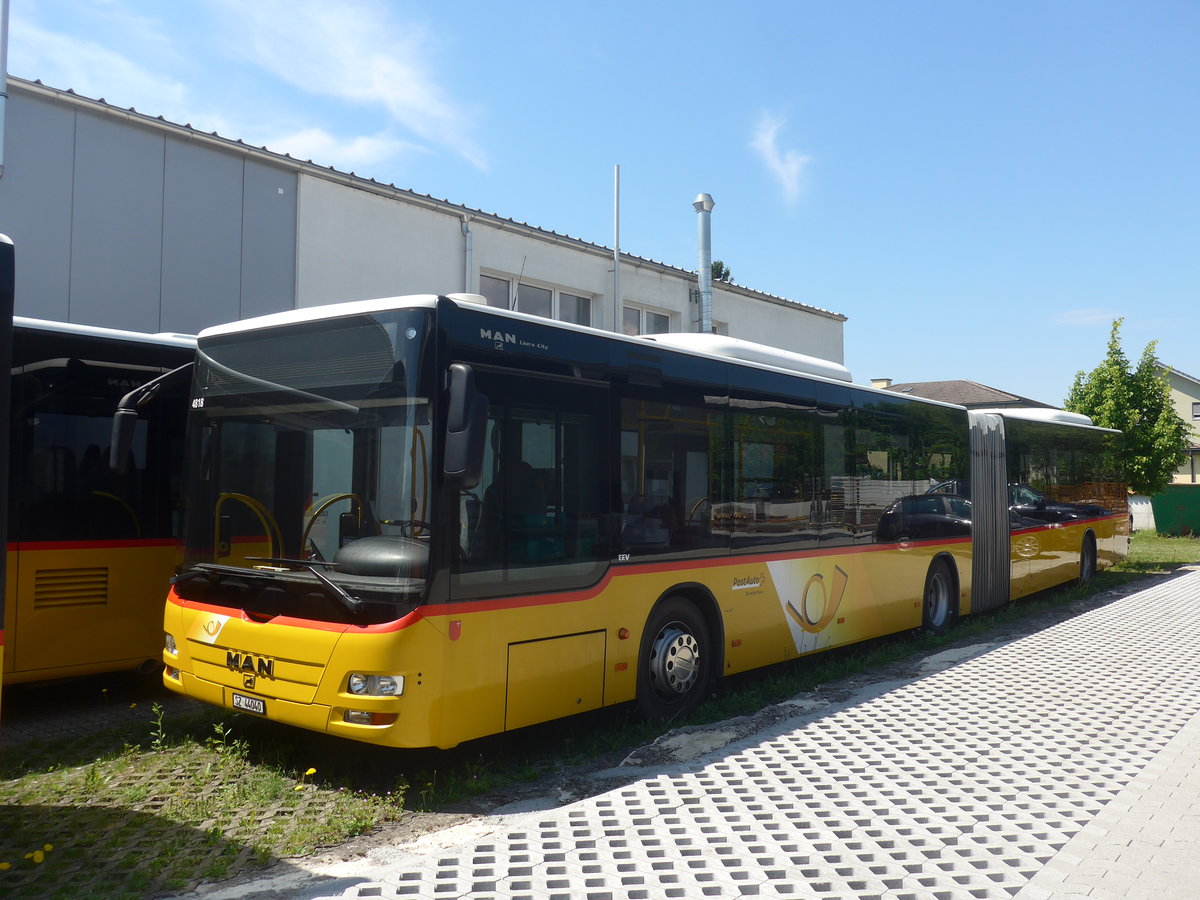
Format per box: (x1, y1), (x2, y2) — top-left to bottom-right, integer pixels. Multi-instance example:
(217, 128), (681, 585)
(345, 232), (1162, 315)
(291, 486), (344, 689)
(613, 165), (621, 333)
(1, 0), (10, 179)
(693, 193), (715, 333)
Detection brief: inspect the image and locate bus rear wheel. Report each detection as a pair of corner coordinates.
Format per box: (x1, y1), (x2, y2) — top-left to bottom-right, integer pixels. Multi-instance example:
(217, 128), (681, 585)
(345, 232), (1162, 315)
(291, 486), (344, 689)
(922, 559), (955, 635)
(1078, 535), (1097, 586)
(636, 596), (712, 720)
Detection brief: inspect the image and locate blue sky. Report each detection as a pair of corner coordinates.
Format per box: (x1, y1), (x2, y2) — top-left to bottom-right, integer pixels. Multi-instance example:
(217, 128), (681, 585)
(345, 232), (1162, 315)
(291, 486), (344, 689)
(7, 0), (1198, 406)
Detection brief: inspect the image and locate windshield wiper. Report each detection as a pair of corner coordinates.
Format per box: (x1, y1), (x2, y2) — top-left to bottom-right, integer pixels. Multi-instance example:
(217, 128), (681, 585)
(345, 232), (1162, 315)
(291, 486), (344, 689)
(246, 557), (363, 614)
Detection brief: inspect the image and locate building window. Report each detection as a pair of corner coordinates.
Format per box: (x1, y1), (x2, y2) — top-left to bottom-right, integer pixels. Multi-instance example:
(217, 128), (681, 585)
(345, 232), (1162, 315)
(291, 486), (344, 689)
(623, 304), (672, 336)
(1192, 401), (1200, 421)
(480, 273), (510, 309)
(478, 273), (591, 326)
(517, 284), (551, 318)
(560, 292), (591, 326)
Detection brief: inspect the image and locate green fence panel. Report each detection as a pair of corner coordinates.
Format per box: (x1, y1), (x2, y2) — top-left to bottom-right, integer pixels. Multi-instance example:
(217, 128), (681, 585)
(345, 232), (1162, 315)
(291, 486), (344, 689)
(1150, 484), (1200, 536)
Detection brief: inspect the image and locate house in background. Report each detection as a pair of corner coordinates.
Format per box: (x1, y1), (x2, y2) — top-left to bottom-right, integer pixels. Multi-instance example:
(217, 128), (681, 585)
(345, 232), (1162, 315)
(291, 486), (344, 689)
(1148, 363), (1200, 535)
(870, 379), (1055, 410)
(1160, 364), (1200, 485)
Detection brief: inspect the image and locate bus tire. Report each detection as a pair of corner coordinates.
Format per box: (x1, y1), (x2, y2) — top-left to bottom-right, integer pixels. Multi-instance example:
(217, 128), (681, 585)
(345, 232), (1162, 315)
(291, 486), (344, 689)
(1078, 534), (1097, 586)
(636, 596), (713, 720)
(922, 559), (955, 635)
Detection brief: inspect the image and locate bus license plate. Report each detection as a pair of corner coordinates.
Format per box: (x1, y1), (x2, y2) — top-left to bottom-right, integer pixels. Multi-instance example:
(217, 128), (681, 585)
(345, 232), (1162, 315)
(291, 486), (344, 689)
(231, 693), (266, 715)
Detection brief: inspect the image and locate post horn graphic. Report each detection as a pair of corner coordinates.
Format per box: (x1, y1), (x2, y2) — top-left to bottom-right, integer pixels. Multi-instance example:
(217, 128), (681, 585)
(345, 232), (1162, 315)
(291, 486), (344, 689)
(786, 565), (849, 634)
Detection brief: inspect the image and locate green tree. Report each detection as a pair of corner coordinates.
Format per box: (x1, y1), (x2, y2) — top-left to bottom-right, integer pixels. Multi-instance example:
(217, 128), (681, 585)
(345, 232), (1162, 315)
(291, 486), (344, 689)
(711, 260), (733, 283)
(1064, 318), (1191, 495)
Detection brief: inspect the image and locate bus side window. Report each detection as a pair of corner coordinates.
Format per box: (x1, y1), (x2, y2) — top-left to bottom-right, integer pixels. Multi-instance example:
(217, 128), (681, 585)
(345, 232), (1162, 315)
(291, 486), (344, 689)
(729, 405), (821, 553)
(618, 396), (726, 558)
(452, 374), (609, 596)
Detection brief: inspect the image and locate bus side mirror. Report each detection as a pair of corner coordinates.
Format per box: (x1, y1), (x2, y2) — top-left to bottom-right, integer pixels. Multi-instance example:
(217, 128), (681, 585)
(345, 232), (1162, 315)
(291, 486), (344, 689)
(109, 362), (193, 470)
(444, 363), (487, 490)
(109, 407), (140, 471)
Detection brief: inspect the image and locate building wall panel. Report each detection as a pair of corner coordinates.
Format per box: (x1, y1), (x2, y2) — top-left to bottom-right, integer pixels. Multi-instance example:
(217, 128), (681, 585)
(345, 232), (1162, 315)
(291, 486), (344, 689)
(241, 161), (298, 319)
(0, 93), (76, 321)
(296, 176), (459, 307)
(161, 138), (245, 334)
(69, 111), (164, 331)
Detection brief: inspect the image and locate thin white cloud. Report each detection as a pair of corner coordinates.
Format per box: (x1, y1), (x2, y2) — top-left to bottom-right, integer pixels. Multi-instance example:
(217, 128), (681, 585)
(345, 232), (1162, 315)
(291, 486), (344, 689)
(751, 113), (810, 203)
(267, 127), (429, 172)
(211, 0), (487, 171)
(8, 15), (189, 115)
(1052, 308), (1120, 326)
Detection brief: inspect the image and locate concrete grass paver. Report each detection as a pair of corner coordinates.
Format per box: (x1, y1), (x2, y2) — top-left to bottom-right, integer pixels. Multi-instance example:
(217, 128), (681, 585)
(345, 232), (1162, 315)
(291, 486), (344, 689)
(182, 568), (1200, 900)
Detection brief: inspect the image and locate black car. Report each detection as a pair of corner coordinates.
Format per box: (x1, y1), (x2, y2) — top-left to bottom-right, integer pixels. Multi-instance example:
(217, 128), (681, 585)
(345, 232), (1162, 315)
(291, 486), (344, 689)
(876, 493), (972, 542)
(929, 481), (1106, 523)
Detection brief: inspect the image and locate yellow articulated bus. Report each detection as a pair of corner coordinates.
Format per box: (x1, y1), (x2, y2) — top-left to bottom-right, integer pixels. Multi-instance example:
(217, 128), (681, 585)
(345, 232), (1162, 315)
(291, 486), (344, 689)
(4, 317), (194, 685)
(160, 295), (1127, 749)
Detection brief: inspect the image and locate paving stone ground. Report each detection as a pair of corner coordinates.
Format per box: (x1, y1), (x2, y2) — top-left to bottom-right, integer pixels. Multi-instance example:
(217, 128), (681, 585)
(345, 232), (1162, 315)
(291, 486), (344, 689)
(178, 568), (1200, 900)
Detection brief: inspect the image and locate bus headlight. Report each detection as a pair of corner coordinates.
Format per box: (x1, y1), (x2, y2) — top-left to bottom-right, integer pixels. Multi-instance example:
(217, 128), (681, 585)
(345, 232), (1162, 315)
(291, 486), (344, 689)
(164, 633), (178, 655)
(346, 673), (404, 696)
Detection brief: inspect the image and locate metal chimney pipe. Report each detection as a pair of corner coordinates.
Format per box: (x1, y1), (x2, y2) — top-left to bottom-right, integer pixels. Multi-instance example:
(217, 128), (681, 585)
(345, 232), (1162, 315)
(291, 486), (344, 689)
(693, 193), (715, 333)
(613, 165), (621, 333)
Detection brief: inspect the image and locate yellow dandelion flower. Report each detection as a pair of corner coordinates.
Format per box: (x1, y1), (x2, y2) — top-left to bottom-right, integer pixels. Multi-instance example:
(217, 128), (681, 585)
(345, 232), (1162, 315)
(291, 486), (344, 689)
(293, 784), (304, 791)
(42, 844), (53, 852)
(0, 861), (11, 870)
(31, 851), (44, 864)
(305, 767), (317, 776)
(130, 703), (137, 709)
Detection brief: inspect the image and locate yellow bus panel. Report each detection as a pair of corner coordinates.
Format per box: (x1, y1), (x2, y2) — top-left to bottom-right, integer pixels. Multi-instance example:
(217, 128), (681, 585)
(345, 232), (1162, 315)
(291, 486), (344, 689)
(5, 541), (177, 684)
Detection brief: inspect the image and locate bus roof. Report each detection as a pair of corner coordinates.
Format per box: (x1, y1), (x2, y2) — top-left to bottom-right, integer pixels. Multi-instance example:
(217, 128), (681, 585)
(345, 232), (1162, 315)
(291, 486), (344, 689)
(198, 295), (975, 408)
(16, 316), (196, 349)
(972, 406), (1120, 434)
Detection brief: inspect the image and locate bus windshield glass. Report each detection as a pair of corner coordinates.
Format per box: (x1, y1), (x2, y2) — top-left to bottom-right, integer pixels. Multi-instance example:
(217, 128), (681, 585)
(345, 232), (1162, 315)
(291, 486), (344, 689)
(178, 309), (435, 623)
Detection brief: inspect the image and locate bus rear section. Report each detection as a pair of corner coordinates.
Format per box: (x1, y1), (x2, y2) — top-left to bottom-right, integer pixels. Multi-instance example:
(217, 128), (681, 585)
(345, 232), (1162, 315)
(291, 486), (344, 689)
(962, 409), (1128, 613)
(5, 319), (192, 684)
(163, 296), (982, 749)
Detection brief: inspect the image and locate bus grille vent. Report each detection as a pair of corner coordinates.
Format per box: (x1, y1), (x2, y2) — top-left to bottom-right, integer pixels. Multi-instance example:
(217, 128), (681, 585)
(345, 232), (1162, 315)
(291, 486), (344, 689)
(33, 567), (110, 609)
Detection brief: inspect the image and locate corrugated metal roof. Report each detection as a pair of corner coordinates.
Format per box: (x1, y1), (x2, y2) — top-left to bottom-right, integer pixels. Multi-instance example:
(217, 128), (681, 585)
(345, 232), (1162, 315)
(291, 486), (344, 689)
(9, 75), (846, 323)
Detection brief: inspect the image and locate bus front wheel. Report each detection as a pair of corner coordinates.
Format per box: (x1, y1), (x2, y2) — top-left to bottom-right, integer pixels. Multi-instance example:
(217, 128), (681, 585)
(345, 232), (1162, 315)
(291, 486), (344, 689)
(922, 559), (956, 635)
(636, 596), (712, 720)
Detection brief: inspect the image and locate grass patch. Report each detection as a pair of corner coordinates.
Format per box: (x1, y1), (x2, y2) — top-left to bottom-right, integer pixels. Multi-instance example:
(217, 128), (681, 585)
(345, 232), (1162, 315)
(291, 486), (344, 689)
(0, 710), (407, 899)
(1, 531), (1196, 898)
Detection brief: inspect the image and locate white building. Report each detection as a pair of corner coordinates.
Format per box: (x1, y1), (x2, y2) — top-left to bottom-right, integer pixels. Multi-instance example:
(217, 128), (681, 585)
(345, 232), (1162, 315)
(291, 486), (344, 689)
(0, 76), (845, 359)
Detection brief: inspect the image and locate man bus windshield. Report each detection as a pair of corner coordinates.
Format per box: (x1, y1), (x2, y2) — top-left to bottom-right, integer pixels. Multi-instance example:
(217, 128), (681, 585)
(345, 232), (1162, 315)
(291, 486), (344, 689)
(175, 306), (436, 624)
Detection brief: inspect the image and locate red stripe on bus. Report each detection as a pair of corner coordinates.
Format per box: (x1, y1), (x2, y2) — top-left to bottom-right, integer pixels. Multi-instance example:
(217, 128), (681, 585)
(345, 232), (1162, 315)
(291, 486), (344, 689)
(8, 538), (178, 552)
(1010, 513), (1123, 537)
(166, 590), (423, 635)
(424, 538), (972, 620)
(170, 537), (971, 634)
